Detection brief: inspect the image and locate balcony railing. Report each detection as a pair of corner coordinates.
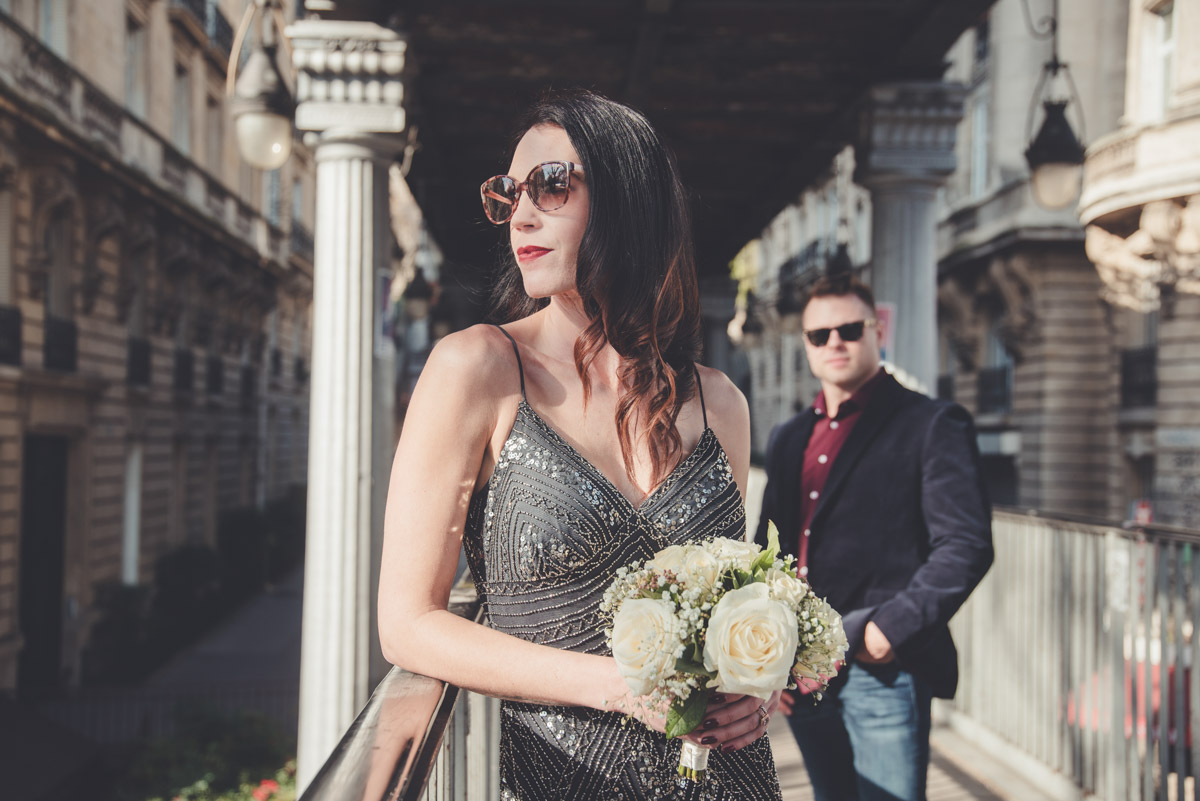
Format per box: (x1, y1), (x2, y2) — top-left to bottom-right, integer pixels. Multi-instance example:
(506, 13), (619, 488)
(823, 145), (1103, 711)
(1120, 345), (1157, 409)
(0, 304), (21, 366)
(949, 510), (1200, 801)
(173, 348), (195, 394)
(206, 354), (224, 395)
(300, 582), (499, 801)
(128, 337), (151, 386)
(44, 315), (77, 372)
(291, 224), (314, 264)
(976, 364), (1011, 415)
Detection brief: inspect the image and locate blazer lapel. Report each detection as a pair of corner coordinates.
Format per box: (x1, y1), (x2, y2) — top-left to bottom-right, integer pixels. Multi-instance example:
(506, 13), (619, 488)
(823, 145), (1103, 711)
(775, 410), (816, 548)
(810, 374), (907, 529)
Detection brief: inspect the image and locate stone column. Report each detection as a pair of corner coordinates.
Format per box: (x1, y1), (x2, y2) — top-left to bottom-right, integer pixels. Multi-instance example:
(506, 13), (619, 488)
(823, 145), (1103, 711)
(286, 20), (406, 792)
(856, 82), (964, 395)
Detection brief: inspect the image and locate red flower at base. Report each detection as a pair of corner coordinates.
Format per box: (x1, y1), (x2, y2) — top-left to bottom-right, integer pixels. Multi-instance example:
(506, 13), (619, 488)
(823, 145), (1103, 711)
(252, 779), (280, 801)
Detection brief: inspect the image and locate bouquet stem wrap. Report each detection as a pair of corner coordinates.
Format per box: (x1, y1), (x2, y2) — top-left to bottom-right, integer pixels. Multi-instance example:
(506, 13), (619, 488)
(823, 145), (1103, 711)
(677, 741), (710, 782)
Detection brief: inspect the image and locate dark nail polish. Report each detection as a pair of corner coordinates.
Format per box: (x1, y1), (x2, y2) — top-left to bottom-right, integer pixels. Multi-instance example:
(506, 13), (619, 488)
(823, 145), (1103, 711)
(700, 735), (717, 745)
(702, 718), (718, 730)
(710, 693), (725, 704)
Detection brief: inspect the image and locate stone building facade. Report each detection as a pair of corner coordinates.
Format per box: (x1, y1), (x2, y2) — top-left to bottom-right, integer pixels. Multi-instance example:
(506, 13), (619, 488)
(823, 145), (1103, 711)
(0, 0), (316, 695)
(1078, 0), (1200, 527)
(731, 0), (1200, 528)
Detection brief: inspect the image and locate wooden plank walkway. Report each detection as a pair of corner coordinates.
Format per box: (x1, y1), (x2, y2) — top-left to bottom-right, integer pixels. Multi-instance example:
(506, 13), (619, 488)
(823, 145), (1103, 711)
(768, 716), (1011, 801)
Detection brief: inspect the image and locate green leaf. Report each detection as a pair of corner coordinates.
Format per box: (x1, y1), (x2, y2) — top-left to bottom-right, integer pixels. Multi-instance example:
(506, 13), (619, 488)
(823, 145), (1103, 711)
(665, 690), (710, 739)
(766, 520), (781, 559)
(674, 657), (715, 678)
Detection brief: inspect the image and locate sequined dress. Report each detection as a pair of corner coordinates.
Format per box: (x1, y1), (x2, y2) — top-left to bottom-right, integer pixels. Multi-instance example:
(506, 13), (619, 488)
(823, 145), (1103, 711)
(461, 326), (784, 801)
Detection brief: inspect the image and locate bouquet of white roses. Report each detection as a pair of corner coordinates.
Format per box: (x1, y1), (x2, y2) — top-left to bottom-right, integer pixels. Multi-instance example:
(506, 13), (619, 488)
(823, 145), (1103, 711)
(601, 521), (847, 782)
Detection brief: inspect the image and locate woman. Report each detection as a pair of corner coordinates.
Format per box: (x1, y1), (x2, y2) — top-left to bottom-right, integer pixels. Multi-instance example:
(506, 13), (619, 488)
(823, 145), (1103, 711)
(379, 90), (783, 799)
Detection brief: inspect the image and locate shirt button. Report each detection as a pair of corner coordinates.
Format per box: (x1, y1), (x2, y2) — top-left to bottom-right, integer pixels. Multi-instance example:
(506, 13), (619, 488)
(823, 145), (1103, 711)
(817, 454), (828, 464)
(809, 490), (819, 500)
(799, 566), (809, 577)
(803, 529), (811, 537)
(830, 421), (840, 430)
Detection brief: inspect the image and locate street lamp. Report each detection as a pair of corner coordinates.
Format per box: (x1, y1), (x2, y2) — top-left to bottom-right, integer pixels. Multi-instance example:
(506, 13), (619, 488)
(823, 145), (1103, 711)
(226, 0), (295, 171)
(1021, 0), (1086, 210)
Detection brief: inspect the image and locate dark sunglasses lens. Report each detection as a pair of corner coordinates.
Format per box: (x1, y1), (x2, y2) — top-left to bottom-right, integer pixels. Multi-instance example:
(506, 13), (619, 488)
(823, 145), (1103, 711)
(805, 329), (831, 347)
(482, 177), (517, 223)
(837, 322), (866, 342)
(528, 163), (570, 211)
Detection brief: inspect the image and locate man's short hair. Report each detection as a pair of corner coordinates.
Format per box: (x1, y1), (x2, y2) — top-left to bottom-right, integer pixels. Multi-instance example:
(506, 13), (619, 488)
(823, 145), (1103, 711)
(800, 274), (876, 319)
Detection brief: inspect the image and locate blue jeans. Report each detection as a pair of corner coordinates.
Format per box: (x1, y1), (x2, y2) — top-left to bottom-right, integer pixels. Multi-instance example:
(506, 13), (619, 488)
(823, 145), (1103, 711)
(786, 661), (933, 801)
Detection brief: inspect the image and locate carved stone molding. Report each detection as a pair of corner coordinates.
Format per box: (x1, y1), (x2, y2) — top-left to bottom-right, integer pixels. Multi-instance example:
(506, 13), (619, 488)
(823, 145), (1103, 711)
(937, 278), (981, 372)
(27, 161), (81, 304)
(82, 190), (126, 314)
(856, 81), (966, 185)
(984, 256), (1038, 362)
(1085, 194), (1200, 312)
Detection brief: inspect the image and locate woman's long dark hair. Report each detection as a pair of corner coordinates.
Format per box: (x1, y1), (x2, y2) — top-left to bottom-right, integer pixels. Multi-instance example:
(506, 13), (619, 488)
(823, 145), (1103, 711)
(490, 89), (702, 488)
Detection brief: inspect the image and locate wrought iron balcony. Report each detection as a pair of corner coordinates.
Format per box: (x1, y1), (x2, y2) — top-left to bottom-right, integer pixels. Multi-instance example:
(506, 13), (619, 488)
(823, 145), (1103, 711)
(127, 337), (151, 386)
(206, 354), (224, 395)
(291, 224), (314, 264)
(44, 315), (77, 372)
(173, 348), (195, 394)
(937, 374), (954, 402)
(1119, 345), (1157, 408)
(976, 365), (1011, 415)
(0, 305), (21, 366)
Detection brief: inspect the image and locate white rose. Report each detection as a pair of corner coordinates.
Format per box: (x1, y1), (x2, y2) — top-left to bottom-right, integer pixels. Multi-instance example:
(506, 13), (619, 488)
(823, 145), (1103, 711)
(765, 567), (808, 607)
(709, 537), (762, 569)
(703, 583), (799, 700)
(680, 547), (722, 589)
(646, 544), (689, 576)
(611, 598), (684, 697)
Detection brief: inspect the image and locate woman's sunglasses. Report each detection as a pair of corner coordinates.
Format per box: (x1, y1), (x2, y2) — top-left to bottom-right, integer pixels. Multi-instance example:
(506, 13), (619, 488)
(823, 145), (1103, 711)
(480, 161), (583, 225)
(803, 319), (877, 347)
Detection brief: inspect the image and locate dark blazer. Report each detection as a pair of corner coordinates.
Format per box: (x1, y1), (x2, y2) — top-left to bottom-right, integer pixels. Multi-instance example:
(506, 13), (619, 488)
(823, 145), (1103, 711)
(754, 371), (993, 699)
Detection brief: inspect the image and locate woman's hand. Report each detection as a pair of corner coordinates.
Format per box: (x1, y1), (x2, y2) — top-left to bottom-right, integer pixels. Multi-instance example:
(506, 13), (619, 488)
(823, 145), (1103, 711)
(679, 690), (781, 753)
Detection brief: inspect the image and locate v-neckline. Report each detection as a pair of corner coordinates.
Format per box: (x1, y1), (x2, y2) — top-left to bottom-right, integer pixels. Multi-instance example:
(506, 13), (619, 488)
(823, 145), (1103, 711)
(518, 399), (716, 515)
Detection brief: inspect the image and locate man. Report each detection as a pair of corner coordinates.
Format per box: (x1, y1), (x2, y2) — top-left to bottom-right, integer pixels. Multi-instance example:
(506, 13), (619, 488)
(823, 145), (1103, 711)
(755, 273), (993, 801)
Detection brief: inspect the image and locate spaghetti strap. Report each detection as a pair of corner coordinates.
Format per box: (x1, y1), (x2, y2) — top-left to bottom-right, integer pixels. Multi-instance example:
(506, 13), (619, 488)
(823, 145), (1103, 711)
(694, 365), (708, 428)
(493, 324), (527, 399)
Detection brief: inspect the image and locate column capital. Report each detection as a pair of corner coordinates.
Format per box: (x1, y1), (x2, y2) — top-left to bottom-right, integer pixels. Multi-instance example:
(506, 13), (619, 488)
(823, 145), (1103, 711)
(855, 81), (966, 187)
(286, 19), (407, 136)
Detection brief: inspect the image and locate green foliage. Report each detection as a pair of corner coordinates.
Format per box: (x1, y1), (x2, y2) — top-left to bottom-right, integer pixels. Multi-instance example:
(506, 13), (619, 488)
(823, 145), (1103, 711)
(665, 688), (709, 739)
(113, 706), (296, 801)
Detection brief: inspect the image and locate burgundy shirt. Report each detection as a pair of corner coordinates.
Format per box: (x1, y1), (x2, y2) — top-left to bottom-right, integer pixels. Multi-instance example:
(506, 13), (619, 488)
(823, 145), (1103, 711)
(796, 368), (888, 576)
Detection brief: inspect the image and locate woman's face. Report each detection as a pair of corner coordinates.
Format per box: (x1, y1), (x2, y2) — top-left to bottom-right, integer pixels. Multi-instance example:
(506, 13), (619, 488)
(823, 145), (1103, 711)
(507, 124), (589, 300)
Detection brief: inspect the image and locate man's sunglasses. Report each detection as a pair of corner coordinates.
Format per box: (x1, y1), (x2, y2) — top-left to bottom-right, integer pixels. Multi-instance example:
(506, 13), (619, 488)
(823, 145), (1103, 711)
(480, 161), (583, 225)
(803, 319), (878, 347)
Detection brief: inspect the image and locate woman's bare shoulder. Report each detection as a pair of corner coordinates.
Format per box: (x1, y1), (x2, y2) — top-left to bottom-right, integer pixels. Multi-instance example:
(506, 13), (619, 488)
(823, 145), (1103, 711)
(420, 323), (523, 402)
(695, 364), (748, 426)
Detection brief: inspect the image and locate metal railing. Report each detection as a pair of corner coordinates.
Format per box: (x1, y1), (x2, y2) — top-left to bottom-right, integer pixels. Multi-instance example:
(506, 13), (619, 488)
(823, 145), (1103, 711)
(1121, 345), (1158, 409)
(301, 582), (500, 801)
(949, 510), (1198, 801)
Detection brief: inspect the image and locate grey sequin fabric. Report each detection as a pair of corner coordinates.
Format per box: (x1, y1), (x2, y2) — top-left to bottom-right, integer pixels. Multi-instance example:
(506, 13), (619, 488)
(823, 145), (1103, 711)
(463, 391), (784, 801)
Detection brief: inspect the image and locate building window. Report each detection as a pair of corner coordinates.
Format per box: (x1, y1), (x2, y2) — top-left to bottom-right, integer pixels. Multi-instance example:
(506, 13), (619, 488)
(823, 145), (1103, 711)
(172, 64), (192, 156)
(1141, 1), (1176, 122)
(263, 169), (281, 225)
(206, 96), (223, 175)
(1127, 455), (1155, 521)
(125, 16), (147, 117)
(291, 177), (304, 225)
(969, 95), (990, 199)
(977, 318), (1012, 414)
(973, 17), (990, 68)
(122, 443), (143, 585)
(38, 0), (68, 58)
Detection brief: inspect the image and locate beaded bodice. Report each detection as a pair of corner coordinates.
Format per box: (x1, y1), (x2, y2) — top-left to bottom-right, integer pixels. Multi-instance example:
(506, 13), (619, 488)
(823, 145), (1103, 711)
(458, 326), (783, 801)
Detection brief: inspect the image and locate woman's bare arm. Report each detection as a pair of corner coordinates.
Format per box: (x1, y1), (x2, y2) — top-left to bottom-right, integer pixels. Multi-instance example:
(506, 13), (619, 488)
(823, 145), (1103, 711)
(378, 326), (630, 711)
(697, 365), (752, 501)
